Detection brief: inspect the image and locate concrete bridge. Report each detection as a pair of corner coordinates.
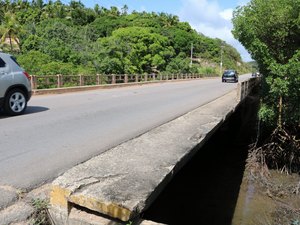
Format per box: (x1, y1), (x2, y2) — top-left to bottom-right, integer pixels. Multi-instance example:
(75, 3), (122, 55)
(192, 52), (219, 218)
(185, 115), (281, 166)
(49, 77), (259, 225)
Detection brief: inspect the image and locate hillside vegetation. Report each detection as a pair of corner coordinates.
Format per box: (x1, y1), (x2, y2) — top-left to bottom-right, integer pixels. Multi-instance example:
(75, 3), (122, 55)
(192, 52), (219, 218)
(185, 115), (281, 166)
(0, 0), (250, 76)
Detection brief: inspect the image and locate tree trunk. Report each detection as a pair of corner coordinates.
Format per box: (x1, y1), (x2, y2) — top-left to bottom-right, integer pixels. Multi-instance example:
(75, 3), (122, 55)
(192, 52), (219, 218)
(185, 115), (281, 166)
(278, 95), (283, 129)
(8, 31), (13, 53)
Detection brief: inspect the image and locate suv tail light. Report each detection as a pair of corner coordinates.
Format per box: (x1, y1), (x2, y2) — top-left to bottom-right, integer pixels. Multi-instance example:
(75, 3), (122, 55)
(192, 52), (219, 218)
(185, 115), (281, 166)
(23, 71), (31, 80)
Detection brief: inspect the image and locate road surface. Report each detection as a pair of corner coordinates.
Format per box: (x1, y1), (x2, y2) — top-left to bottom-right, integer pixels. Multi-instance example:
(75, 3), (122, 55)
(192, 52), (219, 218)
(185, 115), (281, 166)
(0, 75), (250, 189)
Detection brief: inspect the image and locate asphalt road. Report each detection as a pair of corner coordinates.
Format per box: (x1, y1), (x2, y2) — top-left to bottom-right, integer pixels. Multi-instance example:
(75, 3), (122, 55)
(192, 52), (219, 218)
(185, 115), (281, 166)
(0, 75), (250, 189)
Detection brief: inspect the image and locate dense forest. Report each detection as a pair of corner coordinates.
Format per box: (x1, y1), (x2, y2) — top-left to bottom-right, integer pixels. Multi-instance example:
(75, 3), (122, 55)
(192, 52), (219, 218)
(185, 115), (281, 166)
(0, 0), (250, 76)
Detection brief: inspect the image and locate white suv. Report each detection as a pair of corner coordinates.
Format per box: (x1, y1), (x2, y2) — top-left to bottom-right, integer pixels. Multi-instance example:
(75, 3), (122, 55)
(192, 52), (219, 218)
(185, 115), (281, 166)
(0, 52), (32, 116)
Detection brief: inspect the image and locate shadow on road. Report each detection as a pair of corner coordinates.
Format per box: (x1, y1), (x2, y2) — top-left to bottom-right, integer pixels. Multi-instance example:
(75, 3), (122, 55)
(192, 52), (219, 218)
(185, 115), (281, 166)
(0, 106), (49, 119)
(25, 106), (49, 114)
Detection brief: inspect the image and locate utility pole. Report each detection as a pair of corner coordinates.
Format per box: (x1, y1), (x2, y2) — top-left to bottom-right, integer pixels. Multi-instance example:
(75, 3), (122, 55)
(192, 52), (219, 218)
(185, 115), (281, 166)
(190, 43), (193, 67)
(220, 44), (224, 76)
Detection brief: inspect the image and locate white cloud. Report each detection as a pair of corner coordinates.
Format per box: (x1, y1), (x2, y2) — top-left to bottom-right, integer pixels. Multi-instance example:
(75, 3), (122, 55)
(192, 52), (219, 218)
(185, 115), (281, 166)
(179, 0), (225, 28)
(178, 0), (252, 61)
(219, 8), (233, 21)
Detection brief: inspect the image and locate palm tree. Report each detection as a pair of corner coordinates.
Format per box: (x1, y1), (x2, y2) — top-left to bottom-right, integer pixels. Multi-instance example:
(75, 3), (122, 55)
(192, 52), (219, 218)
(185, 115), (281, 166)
(121, 5), (128, 15)
(0, 11), (22, 52)
(109, 6), (120, 16)
(159, 13), (179, 27)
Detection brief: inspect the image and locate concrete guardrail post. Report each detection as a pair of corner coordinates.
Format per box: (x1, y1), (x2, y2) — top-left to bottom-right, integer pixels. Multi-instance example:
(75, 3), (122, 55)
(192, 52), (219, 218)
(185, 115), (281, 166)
(79, 75), (84, 86)
(241, 82), (244, 100)
(96, 74), (100, 85)
(237, 82), (241, 102)
(112, 74), (116, 84)
(30, 75), (37, 89)
(57, 74), (62, 88)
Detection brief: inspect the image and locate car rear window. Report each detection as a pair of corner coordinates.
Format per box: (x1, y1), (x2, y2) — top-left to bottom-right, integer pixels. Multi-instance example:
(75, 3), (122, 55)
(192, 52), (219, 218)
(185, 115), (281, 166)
(223, 71), (235, 76)
(0, 57), (6, 67)
(10, 56), (21, 66)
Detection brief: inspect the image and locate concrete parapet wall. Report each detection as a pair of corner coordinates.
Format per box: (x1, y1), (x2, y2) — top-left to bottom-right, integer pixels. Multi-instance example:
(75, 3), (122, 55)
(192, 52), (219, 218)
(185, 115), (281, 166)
(237, 77), (260, 102)
(49, 89), (241, 224)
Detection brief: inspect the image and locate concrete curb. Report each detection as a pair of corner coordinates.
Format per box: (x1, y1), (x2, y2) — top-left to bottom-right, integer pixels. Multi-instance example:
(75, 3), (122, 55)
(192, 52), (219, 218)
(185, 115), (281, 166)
(49, 89), (239, 224)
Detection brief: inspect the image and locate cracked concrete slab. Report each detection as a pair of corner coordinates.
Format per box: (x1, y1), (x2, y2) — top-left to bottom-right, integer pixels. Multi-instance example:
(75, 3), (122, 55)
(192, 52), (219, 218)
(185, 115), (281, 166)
(50, 90), (239, 223)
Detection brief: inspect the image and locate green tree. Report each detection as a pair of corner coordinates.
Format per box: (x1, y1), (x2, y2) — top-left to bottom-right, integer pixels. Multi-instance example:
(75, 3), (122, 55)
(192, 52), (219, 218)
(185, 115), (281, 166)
(121, 5), (128, 15)
(97, 27), (175, 74)
(0, 11), (22, 52)
(164, 27), (194, 55)
(0, 0), (249, 79)
(17, 50), (52, 74)
(232, 0), (300, 172)
(165, 53), (191, 74)
(156, 12), (178, 28)
(232, 0), (300, 128)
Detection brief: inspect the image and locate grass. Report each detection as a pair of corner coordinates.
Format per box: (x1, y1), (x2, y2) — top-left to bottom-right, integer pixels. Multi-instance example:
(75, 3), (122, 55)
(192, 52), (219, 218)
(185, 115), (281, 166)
(30, 198), (52, 225)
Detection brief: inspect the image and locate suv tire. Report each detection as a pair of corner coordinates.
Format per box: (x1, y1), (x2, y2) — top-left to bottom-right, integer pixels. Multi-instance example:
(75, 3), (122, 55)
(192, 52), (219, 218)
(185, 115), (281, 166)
(4, 88), (27, 116)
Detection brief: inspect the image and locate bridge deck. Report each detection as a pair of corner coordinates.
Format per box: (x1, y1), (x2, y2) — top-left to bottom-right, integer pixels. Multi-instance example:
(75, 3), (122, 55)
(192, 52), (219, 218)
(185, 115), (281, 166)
(49, 89), (241, 224)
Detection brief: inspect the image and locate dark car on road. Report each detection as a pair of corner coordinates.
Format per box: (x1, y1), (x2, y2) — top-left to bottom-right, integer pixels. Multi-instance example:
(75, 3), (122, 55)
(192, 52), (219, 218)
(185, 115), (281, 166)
(222, 70), (238, 83)
(252, 71), (260, 77)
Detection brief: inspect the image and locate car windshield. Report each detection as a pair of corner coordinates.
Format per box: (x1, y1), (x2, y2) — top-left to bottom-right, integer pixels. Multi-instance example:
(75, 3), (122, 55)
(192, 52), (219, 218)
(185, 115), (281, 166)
(223, 70), (235, 77)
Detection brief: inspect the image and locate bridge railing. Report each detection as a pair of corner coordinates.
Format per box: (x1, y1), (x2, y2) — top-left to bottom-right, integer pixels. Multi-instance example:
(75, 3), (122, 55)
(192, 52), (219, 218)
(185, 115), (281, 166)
(237, 77), (260, 101)
(30, 73), (216, 90)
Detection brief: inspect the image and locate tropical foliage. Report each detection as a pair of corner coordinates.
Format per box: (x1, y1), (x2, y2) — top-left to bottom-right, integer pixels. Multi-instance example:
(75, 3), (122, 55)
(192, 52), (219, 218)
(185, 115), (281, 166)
(232, 0), (300, 172)
(0, 0), (249, 76)
(233, 0), (300, 129)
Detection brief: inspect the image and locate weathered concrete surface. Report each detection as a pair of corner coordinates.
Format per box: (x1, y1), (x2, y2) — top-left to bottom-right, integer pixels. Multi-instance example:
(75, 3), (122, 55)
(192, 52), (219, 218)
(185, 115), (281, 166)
(67, 207), (123, 225)
(0, 201), (34, 224)
(0, 184), (51, 225)
(50, 90), (239, 223)
(49, 207), (165, 225)
(25, 184), (51, 203)
(0, 186), (18, 209)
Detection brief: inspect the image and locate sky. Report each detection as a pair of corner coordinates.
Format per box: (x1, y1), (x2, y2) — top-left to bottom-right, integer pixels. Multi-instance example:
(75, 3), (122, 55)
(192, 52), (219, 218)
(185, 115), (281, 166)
(79, 0), (252, 62)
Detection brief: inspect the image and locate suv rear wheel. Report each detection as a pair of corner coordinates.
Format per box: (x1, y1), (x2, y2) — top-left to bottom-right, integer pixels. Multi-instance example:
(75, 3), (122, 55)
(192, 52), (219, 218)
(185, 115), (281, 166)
(4, 88), (27, 116)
